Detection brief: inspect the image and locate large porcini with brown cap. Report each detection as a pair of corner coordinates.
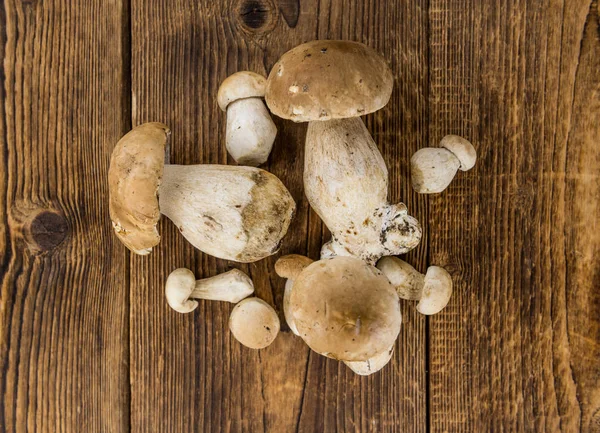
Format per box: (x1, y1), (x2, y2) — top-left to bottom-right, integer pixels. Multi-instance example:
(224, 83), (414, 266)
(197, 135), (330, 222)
(265, 40), (421, 264)
(275, 254), (401, 370)
(108, 122), (295, 261)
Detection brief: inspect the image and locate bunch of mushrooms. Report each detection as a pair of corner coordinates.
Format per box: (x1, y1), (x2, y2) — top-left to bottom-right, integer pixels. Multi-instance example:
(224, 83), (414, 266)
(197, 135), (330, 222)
(108, 39), (476, 375)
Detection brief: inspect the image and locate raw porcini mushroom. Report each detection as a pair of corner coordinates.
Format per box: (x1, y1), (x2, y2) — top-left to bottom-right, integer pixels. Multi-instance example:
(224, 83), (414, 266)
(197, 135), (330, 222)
(229, 297), (280, 349)
(108, 123), (295, 262)
(344, 345), (394, 376)
(265, 40), (421, 264)
(165, 267), (254, 313)
(417, 266), (453, 316)
(286, 255), (402, 362)
(218, 71), (277, 166)
(411, 135), (477, 194)
(274, 254), (314, 335)
(377, 256), (453, 315)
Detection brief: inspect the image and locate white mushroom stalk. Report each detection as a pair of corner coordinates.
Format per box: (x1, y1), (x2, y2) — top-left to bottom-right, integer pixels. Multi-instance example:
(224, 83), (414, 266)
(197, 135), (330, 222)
(306, 118), (422, 264)
(377, 256), (453, 315)
(229, 297), (280, 349)
(344, 345), (394, 376)
(411, 135), (477, 194)
(165, 268), (254, 314)
(218, 71), (277, 166)
(265, 41), (421, 264)
(108, 123), (295, 262)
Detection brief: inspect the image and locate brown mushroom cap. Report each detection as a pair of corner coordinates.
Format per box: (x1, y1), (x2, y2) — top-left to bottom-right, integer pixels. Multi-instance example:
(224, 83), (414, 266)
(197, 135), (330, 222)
(108, 122), (169, 255)
(217, 71), (267, 111)
(290, 256), (401, 361)
(265, 40), (393, 122)
(274, 254), (314, 279)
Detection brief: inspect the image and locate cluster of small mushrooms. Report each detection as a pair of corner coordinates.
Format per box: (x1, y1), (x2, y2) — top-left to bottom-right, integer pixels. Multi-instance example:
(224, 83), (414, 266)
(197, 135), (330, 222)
(109, 40), (476, 375)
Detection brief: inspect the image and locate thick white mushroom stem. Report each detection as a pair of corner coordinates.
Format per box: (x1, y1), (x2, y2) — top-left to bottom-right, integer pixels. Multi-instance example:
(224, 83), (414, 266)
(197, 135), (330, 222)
(305, 117), (422, 264)
(226, 98), (277, 166)
(165, 268), (254, 314)
(275, 254), (314, 335)
(218, 71), (277, 167)
(158, 164), (295, 263)
(377, 257), (453, 315)
(344, 346), (394, 376)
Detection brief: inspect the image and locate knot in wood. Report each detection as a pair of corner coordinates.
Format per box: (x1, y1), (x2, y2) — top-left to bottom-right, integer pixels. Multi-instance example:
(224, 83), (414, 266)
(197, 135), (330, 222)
(236, 0), (277, 35)
(28, 211), (69, 252)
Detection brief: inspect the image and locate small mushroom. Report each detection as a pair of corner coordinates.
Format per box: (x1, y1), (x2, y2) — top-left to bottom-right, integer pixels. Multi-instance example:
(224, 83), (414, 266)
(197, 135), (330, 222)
(165, 268), (254, 314)
(411, 135), (476, 194)
(377, 257), (453, 315)
(281, 255), (402, 362)
(229, 297), (280, 349)
(275, 254), (315, 335)
(344, 345), (394, 376)
(218, 71), (277, 166)
(265, 41), (421, 264)
(108, 123), (295, 261)
(417, 266), (453, 315)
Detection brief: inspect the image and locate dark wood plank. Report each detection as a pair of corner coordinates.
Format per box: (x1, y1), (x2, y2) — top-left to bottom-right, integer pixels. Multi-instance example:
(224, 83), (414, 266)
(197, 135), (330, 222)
(129, 0), (428, 431)
(427, 0), (600, 431)
(0, 0), (130, 432)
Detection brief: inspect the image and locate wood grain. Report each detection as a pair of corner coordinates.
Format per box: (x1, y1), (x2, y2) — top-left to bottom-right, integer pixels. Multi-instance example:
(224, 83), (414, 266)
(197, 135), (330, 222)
(0, 0), (130, 432)
(427, 0), (600, 431)
(1, 0), (599, 432)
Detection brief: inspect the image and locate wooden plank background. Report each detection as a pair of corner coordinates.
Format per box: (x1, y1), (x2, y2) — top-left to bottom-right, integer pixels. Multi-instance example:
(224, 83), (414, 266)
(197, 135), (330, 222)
(1, 0), (599, 432)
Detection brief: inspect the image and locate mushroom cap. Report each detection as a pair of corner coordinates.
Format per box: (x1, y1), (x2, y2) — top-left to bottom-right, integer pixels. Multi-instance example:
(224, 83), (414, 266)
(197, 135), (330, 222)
(290, 256), (402, 361)
(275, 254), (315, 280)
(165, 268), (198, 313)
(344, 345), (394, 376)
(218, 71), (267, 111)
(440, 135), (477, 171)
(229, 297), (280, 349)
(376, 256), (425, 300)
(108, 122), (169, 255)
(265, 40), (393, 122)
(417, 266), (453, 315)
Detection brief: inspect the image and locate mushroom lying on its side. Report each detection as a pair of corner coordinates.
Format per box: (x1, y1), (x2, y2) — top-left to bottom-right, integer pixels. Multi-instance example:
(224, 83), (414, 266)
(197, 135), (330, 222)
(165, 268), (254, 313)
(218, 71), (277, 166)
(377, 256), (453, 315)
(229, 297), (280, 349)
(265, 40), (421, 265)
(411, 135), (477, 194)
(275, 255), (402, 364)
(108, 123), (295, 262)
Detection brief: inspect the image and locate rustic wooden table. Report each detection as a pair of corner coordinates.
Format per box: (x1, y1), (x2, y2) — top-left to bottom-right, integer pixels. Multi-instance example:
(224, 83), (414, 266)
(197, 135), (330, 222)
(1, 0), (599, 432)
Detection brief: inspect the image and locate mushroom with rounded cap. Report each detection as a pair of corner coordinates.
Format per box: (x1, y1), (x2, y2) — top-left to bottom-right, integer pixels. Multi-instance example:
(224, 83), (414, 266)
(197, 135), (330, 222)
(411, 135), (476, 194)
(265, 41), (421, 264)
(417, 266), (453, 315)
(108, 122), (295, 261)
(275, 254), (315, 335)
(165, 267), (254, 313)
(284, 255), (402, 362)
(229, 297), (280, 349)
(218, 71), (277, 166)
(376, 256), (453, 315)
(344, 345), (394, 376)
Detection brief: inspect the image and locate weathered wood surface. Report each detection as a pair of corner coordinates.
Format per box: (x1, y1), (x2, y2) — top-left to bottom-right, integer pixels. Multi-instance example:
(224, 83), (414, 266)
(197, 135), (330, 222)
(1, 0), (599, 432)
